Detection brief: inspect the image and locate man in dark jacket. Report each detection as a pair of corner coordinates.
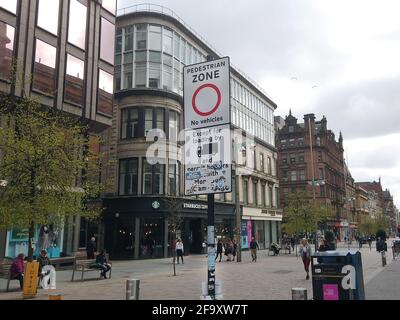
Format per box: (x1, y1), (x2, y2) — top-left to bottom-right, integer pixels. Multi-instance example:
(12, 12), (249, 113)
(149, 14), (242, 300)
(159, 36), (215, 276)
(95, 250), (111, 279)
(87, 237), (96, 259)
(215, 239), (223, 262)
(249, 237), (259, 262)
(37, 249), (56, 289)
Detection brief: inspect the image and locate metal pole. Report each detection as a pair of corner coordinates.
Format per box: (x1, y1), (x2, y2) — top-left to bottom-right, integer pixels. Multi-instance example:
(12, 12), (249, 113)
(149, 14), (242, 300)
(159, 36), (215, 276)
(235, 170), (242, 262)
(126, 279), (140, 300)
(308, 117), (318, 252)
(207, 194), (216, 299)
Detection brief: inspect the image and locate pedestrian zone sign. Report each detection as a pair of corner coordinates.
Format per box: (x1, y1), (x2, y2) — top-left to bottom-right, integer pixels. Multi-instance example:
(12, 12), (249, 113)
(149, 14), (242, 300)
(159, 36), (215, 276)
(184, 57), (230, 130)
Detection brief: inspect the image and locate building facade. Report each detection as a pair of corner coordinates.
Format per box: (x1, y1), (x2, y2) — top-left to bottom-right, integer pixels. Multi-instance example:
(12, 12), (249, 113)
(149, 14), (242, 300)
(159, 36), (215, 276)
(275, 112), (346, 239)
(0, 0), (116, 259)
(383, 189), (396, 236)
(101, 5), (281, 260)
(343, 163), (357, 238)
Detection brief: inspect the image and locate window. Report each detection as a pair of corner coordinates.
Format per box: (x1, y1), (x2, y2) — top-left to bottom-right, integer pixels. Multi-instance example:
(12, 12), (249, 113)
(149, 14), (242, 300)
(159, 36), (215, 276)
(0, 0), (17, 14)
(168, 160), (180, 196)
(121, 108), (138, 139)
(299, 154), (304, 162)
(144, 108), (153, 137)
(316, 137), (321, 146)
(260, 153), (264, 172)
(298, 138), (304, 146)
(135, 24), (147, 50)
(163, 28), (173, 55)
(102, 0), (116, 15)
(156, 109), (165, 131)
(169, 110), (179, 141)
(253, 181), (257, 205)
(33, 39), (57, 95)
(261, 184), (266, 207)
(289, 139), (295, 146)
(290, 154), (296, 164)
(148, 25), (161, 51)
(291, 170), (297, 181)
(37, 0), (59, 35)
(300, 170), (306, 180)
(149, 62), (161, 88)
(98, 69), (113, 115)
(243, 180), (248, 204)
(289, 126), (294, 133)
(0, 22), (15, 80)
(319, 168), (324, 179)
(142, 158), (165, 195)
(320, 186), (325, 197)
(100, 18), (115, 64)
(267, 156), (272, 174)
(282, 170), (288, 181)
(318, 151), (322, 162)
(65, 54), (85, 106)
(119, 158), (138, 195)
(124, 27), (133, 52)
(252, 148), (256, 170)
(68, 0), (87, 49)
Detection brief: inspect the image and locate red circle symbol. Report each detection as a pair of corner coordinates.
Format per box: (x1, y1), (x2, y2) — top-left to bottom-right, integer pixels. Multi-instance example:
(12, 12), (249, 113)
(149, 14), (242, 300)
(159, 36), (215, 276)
(192, 83), (222, 116)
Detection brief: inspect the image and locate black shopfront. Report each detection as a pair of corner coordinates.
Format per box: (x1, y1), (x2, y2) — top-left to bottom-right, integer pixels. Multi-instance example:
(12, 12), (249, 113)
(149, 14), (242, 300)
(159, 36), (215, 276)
(102, 197), (235, 260)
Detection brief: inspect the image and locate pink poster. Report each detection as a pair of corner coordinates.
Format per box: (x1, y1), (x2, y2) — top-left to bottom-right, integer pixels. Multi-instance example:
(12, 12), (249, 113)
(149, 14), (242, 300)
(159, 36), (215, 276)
(247, 220), (252, 241)
(323, 284), (339, 300)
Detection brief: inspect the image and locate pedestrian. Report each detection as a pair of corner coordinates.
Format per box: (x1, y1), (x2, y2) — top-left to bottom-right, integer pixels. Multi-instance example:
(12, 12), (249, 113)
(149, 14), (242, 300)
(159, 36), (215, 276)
(37, 249), (56, 289)
(95, 250), (111, 279)
(318, 239), (329, 252)
(176, 239), (184, 264)
(290, 236), (296, 252)
(225, 239), (234, 261)
(249, 237), (259, 262)
(367, 236), (372, 251)
(232, 239), (238, 262)
(299, 239), (312, 280)
(86, 236), (96, 259)
(215, 239), (223, 262)
(10, 253), (24, 290)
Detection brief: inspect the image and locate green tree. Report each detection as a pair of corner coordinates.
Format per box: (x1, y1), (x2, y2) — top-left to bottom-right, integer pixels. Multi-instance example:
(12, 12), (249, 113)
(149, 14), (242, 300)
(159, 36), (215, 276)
(0, 93), (104, 260)
(282, 190), (329, 235)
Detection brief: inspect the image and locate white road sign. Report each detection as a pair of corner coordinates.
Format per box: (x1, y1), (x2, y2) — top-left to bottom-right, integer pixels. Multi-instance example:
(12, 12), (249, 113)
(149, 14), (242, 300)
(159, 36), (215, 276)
(184, 124), (232, 195)
(184, 57), (230, 130)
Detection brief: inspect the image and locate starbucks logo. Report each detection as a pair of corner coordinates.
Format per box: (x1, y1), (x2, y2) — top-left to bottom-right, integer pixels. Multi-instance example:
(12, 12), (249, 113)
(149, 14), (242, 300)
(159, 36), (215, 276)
(152, 201), (160, 209)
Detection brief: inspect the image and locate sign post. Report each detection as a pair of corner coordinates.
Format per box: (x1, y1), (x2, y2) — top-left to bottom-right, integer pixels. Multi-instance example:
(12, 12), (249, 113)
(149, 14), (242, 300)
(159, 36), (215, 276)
(22, 261), (39, 299)
(184, 56), (231, 300)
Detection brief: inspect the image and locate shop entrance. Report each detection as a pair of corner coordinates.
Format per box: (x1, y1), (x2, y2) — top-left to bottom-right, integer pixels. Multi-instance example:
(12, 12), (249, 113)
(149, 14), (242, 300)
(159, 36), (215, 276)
(188, 219), (203, 254)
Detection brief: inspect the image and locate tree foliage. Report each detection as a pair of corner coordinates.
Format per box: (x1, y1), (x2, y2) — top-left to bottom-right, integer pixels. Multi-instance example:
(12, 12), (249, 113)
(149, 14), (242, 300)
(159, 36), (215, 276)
(282, 190), (329, 235)
(0, 93), (104, 259)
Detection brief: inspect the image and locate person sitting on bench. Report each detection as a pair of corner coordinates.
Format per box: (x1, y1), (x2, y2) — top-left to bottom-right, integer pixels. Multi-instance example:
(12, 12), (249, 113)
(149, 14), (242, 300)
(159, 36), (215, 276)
(37, 249), (56, 289)
(95, 250), (111, 279)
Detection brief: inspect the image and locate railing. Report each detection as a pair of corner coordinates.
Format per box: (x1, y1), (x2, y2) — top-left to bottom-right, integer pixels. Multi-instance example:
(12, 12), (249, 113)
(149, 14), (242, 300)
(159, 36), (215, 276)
(117, 3), (274, 102)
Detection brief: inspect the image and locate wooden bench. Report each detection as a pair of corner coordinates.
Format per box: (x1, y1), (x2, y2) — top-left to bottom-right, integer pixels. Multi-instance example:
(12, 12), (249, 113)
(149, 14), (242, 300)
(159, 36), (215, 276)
(71, 253), (112, 281)
(0, 262), (28, 292)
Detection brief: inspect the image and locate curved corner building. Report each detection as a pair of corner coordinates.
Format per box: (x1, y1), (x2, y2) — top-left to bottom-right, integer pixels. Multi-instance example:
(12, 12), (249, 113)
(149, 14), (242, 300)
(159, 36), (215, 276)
(102, 4), (282, 259)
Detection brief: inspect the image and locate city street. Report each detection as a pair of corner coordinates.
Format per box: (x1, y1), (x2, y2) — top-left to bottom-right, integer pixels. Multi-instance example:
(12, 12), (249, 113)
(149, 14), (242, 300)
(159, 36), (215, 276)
(0, 241), (396, 300)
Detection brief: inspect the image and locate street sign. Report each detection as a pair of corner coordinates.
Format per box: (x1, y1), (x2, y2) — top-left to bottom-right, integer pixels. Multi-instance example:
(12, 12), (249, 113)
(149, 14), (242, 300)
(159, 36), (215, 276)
(184, 124), (231, 195)
(184, 57), (230, 130)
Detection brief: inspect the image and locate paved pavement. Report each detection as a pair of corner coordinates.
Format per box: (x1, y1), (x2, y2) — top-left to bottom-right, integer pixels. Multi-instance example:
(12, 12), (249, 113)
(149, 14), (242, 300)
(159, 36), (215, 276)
(0, 240), (396, 300)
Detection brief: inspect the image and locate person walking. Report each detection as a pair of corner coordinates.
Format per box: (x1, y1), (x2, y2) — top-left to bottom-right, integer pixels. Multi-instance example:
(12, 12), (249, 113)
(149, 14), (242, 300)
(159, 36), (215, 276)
(37, 249), (56, 289)
(225, 239), (234, 262)
(367, 236), (372, 251)
(249, 237), (259, 262)
(232, 239), (238, 262)
(299, 239), (312, 280)
(176, 239), (184, 264)
(215, 239), (223, 262)
(10, 253), (25, 290)
(86, 236), (96, 259)
(290, 236), (296, 252)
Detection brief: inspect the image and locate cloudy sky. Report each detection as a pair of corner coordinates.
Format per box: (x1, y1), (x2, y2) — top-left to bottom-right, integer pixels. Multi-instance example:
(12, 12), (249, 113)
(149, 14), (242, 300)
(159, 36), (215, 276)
(117, 0), (400, 208)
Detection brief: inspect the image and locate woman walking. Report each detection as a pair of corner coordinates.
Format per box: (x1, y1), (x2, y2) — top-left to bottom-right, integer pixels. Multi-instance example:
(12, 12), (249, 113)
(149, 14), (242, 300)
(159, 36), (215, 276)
(299, 238), (312, 280)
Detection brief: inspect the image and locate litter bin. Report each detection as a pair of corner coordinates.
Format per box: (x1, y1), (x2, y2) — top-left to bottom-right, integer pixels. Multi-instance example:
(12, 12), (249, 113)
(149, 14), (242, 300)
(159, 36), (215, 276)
(311, 250), (365, 300)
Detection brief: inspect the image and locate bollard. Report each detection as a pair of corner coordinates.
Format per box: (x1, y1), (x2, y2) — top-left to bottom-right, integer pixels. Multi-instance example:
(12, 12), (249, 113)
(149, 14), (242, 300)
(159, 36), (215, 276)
(381, 251), (386, 267)
(126, 279), (140, 300)
(292, 288), (307, 300)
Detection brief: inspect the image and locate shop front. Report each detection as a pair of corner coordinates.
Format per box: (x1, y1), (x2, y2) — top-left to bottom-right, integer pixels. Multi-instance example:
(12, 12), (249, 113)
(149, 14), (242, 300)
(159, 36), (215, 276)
(4, 224), (64, 259)
(102, 197), (235, 260)
(241, 206), (283, 250)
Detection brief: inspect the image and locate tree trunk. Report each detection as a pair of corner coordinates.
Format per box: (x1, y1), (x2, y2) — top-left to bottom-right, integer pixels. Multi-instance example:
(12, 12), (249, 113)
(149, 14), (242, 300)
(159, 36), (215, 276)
(27, 220), (35, 261)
